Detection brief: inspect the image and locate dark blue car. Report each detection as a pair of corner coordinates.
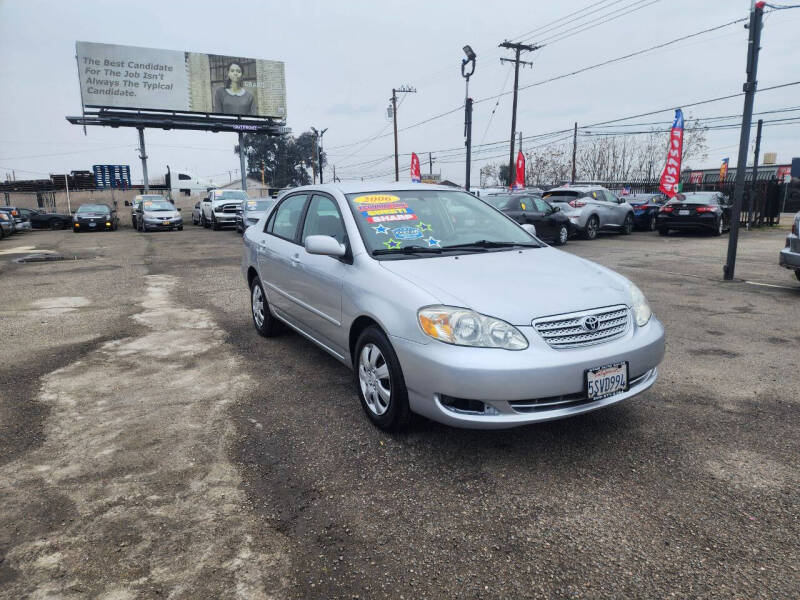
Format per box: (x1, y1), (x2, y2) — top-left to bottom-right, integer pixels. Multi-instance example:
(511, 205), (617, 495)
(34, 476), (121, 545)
(624, 193), (667, 231)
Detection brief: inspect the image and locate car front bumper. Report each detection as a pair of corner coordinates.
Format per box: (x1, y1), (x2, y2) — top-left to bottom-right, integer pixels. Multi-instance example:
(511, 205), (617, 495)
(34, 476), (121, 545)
(391, 316), (665, 429)
(14, 221), (32, 232)
(73, 221), (113, 231)
(213, 213), (237, 224)
(142, 219), (182, 230)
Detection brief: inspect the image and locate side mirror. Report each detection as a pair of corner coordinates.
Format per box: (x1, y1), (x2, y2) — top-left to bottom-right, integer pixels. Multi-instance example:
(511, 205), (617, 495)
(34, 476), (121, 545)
(177, 207), (182, 212)
(124, 200), (130, 206)
(305, 234), (346, 257)
(521, 223), (537, 237)
(551, 205), (560, 213)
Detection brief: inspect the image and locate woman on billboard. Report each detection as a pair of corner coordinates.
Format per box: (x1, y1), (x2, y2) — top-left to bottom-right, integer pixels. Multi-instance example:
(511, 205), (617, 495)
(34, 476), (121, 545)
(213, 62), (255, 115)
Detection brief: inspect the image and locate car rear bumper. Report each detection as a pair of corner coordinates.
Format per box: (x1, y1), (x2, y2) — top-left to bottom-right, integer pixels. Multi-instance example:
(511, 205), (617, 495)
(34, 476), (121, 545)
(390, 316), (665, 429)
(779, 245), (800, 270)
(656, 214), (718, 230)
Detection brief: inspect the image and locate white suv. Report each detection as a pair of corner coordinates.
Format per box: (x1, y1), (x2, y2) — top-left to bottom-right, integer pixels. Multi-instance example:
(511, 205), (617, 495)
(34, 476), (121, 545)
(543, 185), (634, 240)
(201, 189), (249, 230)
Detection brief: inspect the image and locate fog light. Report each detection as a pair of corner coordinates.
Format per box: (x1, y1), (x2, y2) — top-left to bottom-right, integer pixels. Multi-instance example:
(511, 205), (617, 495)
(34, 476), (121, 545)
(106, 222), (111, 226)
(74, 223), (79, 227)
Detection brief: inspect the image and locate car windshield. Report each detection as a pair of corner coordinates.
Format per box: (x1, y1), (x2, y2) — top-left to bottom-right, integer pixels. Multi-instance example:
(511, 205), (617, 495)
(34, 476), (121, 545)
(143, 200), (174, 211)
(345, 190), (540, 258)
(77, 204), (109, 213)
(542, 190), (584, 202)
(244, 200), (272, 211)
(136, 195), (163, 202)
(213, 190), (249, 200)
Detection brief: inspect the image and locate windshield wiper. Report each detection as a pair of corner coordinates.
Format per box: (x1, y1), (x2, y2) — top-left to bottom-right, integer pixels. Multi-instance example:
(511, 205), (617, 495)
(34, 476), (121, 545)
(441, 240), (539, 250)
(372, 246), (443, 256)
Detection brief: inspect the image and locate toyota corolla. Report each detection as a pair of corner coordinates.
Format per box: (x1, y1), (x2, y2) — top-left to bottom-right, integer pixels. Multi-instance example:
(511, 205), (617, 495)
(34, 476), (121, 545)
(242, 183), (665, 430)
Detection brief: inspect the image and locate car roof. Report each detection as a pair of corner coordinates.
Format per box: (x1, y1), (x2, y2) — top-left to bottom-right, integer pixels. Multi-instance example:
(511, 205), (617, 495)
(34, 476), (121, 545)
(281, 182), (465, 195)
(547, 185), (607, 192)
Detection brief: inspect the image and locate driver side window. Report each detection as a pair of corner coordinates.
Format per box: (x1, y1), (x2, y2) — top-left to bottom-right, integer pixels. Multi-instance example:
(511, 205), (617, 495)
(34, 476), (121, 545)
(302, 195), (346, 244)
(266, 194), (308, 241)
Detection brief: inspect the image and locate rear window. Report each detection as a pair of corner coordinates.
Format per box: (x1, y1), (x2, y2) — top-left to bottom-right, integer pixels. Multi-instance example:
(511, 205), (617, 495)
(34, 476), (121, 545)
(244, 200), (273, 211)
(483, 195), (514, 210)
(542, 190), (585, 202)
(674, 193), (718, 205)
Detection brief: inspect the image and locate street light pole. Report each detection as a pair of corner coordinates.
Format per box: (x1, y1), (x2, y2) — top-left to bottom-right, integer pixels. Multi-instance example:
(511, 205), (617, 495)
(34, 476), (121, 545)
(461, 45), (476, 192)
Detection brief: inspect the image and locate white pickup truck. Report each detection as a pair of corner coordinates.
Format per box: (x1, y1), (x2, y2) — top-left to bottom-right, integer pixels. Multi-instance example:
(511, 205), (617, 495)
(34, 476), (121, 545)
(201, 189), (250, 230)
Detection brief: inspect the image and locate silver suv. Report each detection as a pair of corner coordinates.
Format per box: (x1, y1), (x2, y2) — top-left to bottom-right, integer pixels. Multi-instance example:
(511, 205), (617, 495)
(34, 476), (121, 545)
(543, 185), (634, 240)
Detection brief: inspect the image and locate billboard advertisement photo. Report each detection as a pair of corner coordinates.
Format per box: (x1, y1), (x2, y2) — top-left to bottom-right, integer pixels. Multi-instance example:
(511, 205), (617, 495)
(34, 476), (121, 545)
(76, 41), (286, 119)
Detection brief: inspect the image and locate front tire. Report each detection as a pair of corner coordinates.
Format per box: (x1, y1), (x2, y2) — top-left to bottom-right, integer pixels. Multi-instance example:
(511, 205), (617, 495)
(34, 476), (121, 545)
(202, 214), (209, 229)
(795, 270), (800, 282)
(712, 217), (724, 236)
(553, 224), (569, 246)
(648, 213), (657, 232)
(212, 217), (220, 231)
(354, 326), (411, 431)
(583, 215), (599, 240)
(250, 278), (281, 337)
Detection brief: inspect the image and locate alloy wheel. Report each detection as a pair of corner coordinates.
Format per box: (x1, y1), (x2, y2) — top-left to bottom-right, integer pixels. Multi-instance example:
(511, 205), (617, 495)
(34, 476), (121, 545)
(251, 284), (265, 328)
(649, 214), (656, 231)
(358, 343), (391, 416)
(558, 225), (568, 244)
(586, 217), (598, 240)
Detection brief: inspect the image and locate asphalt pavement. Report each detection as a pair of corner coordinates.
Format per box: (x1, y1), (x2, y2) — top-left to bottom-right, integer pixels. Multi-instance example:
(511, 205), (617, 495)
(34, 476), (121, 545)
(0, 222), (797, 599)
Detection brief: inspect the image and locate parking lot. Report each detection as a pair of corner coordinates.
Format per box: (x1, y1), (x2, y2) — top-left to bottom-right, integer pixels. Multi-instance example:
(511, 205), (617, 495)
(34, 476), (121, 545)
(0, 223), (797, 599)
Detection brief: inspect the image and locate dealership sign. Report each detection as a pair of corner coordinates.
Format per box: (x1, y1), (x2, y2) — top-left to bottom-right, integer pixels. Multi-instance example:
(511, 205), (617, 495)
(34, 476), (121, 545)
(76, 41), (287, 119)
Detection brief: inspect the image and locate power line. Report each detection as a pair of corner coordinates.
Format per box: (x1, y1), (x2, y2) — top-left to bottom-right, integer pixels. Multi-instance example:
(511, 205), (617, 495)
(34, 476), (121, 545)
(535, 0), (661, 46)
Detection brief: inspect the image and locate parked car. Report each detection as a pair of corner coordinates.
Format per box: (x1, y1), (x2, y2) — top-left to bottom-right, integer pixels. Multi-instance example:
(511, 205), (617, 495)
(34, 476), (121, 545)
(0, 206), (32, 233)
(236, 199), (275, 234)
(201, 189), (249, 230)
(656, 191), (731, 236)
(624, 193), (667, 231)
(191, 201), (202, 225)
(135, 198), (183, 232)
(779, 211), (800, 282)
(72, 203), (118, 232)
(130, 194), (167, 229)
(0, 212), (13, 239)
(16, 207), (73, 230)
(542, 185), (634, 239)
(242, 183), (664, 431)
(482, 193), (571, 245)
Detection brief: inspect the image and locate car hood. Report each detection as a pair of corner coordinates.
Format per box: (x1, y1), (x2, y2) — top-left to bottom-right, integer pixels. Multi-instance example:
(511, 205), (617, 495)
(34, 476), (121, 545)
(379, 248), (633, 325)
(143, 210), (180, 218)
(75, 213), (109, 219)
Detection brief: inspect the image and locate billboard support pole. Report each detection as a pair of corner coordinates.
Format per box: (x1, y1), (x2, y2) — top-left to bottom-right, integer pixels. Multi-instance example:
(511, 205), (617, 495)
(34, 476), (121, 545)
(238, 132), (247, 191)
(137, 127), (149, 193)
(64, 173), (72, 214)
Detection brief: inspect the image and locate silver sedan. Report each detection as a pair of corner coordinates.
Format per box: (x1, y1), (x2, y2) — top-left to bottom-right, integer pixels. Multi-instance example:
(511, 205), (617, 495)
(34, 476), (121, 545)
(242, 183), (664, 430)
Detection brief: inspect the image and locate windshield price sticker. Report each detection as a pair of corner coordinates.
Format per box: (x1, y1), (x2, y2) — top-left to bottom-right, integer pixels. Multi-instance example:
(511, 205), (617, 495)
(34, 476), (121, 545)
(393, 226), (424, 240)
(353, 194), (401, 205)
(367, 212), (417, 224)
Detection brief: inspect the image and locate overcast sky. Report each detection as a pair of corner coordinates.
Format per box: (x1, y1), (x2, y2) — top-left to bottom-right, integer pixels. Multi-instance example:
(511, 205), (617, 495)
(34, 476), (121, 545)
(1, 0), (798, 187)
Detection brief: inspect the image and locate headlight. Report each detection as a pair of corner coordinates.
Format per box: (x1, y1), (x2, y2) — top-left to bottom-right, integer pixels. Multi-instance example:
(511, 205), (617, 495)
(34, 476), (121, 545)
(629, 283), (652, 327)
(418, 306), (528, 350)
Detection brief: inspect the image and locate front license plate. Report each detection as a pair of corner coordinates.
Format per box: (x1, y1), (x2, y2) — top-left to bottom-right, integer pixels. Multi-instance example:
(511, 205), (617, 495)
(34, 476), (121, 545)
(163, 221), (170, 226)
(89, 222), (96, 227)
(678, 210), (690, 216)
(586, 362), (628, 401)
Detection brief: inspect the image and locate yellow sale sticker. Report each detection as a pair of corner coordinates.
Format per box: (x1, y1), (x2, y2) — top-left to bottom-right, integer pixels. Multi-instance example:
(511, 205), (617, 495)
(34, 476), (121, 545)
(353, 194), (401, 205)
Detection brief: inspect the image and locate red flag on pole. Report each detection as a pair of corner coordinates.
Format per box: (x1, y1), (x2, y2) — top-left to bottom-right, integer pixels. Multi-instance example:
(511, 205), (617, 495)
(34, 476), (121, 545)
(410, 153), (421, 183)
(658, 109), (684, 198)
(513, 151), (525, 190)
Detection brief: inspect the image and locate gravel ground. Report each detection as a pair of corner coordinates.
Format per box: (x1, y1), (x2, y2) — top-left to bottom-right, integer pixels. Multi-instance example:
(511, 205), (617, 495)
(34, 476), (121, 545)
(0, 222), (797, 599)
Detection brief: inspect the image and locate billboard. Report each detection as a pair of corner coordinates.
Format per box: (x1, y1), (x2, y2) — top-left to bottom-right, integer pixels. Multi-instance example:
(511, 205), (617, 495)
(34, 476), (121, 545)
(76, 41), (286, 119)
(93, 164), (131, 189)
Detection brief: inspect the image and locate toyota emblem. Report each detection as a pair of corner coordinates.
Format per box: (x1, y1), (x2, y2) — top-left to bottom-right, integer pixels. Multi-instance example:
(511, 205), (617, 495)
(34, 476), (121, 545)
(581, 316), (600, 332)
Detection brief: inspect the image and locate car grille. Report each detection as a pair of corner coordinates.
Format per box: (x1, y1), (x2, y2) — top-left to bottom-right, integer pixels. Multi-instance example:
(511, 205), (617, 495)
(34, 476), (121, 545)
(221, 203), (239, 213)
(532, 305), (630, 349)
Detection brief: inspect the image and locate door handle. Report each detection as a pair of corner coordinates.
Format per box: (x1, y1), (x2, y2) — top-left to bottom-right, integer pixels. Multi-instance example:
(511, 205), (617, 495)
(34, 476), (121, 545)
(290, 252), (300, 265)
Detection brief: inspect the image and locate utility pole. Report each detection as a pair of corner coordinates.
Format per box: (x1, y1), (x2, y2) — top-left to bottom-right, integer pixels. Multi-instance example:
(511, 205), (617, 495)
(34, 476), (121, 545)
(391, 86), (416, 181)
(724, 1), (765, 281)
(748, 118), (763, 229)
(499, 40), (539, 189)
(571, 122), (578, 184)
(238, 132), (247, 191)
(462, 45), (476, 191)
(261, 160), (265, 187)
(137, 127), (149, 193)
(311, 127), (328, 184)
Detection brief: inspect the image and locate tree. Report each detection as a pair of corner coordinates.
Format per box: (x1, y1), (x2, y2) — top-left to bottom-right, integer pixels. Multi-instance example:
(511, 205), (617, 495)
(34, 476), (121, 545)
(498, 164), (510, 187)
(235, 130), (326, 188)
